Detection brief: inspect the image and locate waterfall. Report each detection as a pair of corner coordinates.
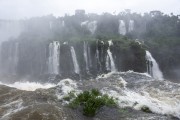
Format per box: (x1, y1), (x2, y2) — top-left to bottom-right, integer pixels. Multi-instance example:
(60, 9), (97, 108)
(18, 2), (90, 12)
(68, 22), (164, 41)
(83, 42), (89, 71)
(145, 51), (164, 80)
(81, 21), (88, 27)
(5, 42), (19, 75)
(87, 21), (97, 34)
(13, 42), (19, 75)
(81, 21), (97, 34)
(106, 55), (110, 71)
(70, 46), (80, 74)
(107, 49), (117, 72)
(128, 20), (134, 32)
(96, 42), (102, 71)
(88, 45), (92, 67)
(119, 20), (126, 35)
(49, 21), (52, 30)
(62, 21), (65, 27)
(48, 41), (60, 74)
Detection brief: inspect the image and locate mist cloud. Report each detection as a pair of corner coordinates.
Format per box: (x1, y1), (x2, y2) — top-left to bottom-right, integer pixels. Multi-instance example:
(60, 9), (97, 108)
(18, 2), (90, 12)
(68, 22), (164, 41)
(0, 0), (179, 19)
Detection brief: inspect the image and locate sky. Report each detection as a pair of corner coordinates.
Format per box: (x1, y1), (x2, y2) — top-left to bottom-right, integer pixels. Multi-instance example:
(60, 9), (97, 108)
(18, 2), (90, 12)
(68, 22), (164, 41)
(0, 0), (179, 20)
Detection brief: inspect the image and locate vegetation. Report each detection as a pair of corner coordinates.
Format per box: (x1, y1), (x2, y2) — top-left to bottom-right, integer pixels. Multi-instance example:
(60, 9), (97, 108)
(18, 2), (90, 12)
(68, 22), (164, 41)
(67, 89), (117, 117)
(141, 105), (152, 113)
(1, 10), (180, 80)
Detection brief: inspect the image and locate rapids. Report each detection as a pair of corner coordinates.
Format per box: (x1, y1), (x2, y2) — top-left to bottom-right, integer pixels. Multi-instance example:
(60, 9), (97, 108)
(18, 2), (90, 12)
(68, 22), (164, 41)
(0, 71), (179, 119)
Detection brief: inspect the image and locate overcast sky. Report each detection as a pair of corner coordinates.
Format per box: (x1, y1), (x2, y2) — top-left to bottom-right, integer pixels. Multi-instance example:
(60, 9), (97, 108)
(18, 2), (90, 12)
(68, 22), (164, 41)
(0, 0), (179, 20)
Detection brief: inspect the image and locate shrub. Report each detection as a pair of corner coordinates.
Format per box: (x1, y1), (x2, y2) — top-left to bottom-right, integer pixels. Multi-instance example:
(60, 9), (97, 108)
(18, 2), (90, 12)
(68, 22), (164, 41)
(68, 89), (117, 117)
(141, 105), (152, 113)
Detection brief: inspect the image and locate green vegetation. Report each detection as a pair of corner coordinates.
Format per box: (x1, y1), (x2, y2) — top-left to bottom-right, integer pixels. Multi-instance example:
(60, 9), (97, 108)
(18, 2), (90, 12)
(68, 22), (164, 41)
(63, 91), (76, 101)
(67, 89), (117, 117)
(141, 105), (152, 113)
(2, 10), (180, 80)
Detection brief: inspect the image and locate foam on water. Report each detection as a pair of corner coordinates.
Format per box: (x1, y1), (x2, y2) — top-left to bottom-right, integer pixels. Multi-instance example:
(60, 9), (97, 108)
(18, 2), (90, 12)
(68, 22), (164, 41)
(108, 40), (113, 46)
(0, 99), (25, 119)
(121, 70), (152, 78)
(56, 79), (81, 100)
(0, 81), (56, 91)
(100, 77), (180, 119)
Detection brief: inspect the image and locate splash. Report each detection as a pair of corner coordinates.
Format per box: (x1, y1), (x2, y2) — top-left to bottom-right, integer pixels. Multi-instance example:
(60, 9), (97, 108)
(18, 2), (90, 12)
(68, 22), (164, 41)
(0, 81), (56, 91)
(97, 71), (180, 118)
(56, 79), (80, 100)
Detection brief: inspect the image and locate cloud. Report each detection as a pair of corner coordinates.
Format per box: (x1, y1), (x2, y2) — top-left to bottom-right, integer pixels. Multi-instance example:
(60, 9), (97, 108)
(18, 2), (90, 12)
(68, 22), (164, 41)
(0, 0), (179, 19)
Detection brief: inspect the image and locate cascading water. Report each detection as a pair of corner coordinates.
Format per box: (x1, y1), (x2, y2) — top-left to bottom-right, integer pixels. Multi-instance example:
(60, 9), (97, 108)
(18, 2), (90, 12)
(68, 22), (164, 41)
(96, 41), (102, 71)
(80, 21), (88, 27)
(81, 21), (97, 34)
(106, 40), (117, 72)
(107, 49), (117, 72)
(48, 41), (60, 75)
(83, 42), (89, 71)
(88, 45), (92, 68)
(128, 20), (134, 32)
(106, 55), (110, 71)
(70, 46), (80, 74)
(145, 50), (164, 80)
(119, 20), (126, 35)
(62, 21), (65, 27)
(3, 42), (19, 75)
(87, 21), (97, 34)
(12, 42), (19, 75)
(49, 21), (52, 30)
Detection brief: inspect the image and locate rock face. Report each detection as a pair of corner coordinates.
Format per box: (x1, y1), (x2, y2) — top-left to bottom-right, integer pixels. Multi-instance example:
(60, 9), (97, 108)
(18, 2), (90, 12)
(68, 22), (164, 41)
(0, 39), (146, 81)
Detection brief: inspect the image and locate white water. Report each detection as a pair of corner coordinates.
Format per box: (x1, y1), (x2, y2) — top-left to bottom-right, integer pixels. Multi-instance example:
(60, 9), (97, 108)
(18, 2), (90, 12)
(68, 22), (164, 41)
(3, 42), (19, 75)
(145, 51), (164, 80)
(0, 81), (56, 91)
(62, 21), (65, 27)
(83, 42), (89, 71)
(128, 20), (134, 32)
(88, 45), (92, 67)
(119, 20), (126, 35)
(106, 55), (111, 71)
(107, 40), (117, 72)
(81, 21), (88, 26)
(70, 46), (80, 74)
(0, 99), (25, 119)
(48, 41), (60, 74)
(107, 49), (117, 72)
(88, 21), (97, 34)
(49, 21), (52, 30)
(12, 42), (19, 75)
(56, 79), (81, 101)
(97, 71), (180, 119)
(96, 41), (102, 71)
(0, 71), (179, 118)
(81, 21), (97, 34)
(108, 40), (113, 46)
(102, 88), (180, 119)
